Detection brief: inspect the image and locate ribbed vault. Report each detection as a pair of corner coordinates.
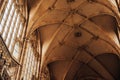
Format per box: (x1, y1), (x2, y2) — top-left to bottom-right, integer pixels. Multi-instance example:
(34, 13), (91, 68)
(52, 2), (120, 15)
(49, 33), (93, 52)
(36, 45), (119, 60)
(26, 0), (120, 36)
(48, 53), (120, 80)
(26, 0), (120, 80)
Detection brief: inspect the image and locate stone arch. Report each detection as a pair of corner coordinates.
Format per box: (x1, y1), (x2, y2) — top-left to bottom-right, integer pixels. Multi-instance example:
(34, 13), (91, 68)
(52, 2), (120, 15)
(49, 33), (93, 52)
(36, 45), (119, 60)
(95, 53), (120, 80)
(46, 53), (120, 80)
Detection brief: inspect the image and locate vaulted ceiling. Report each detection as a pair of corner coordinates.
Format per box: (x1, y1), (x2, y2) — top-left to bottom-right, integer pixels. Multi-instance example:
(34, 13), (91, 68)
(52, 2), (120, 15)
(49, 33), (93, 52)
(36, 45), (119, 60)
(25, 0), (120, 80)
(26, 0), (120, 36)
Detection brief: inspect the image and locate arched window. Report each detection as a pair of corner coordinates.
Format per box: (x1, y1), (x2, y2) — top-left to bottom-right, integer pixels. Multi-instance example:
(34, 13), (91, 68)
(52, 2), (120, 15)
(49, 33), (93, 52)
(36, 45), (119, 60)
(21, 42), (38, 80)
(0, 0), (26, 57)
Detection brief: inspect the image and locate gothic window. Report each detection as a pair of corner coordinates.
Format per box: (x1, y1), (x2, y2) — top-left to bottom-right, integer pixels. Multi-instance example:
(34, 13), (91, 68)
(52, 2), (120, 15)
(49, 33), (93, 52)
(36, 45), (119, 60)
(21, 42), (38, 80)
(5, 9), (18, 47)
(0, 0), (26, 59)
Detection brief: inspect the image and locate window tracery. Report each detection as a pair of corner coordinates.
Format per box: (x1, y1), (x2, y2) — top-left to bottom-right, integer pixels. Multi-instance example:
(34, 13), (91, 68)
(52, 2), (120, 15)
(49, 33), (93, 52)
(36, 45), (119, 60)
(0, 0), (26, 60)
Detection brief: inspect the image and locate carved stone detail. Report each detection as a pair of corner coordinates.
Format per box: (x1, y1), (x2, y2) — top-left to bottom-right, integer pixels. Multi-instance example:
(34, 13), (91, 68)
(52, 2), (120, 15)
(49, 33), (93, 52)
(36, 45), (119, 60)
(41, 67), (50, 80)
(0, 35), (19, 79)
